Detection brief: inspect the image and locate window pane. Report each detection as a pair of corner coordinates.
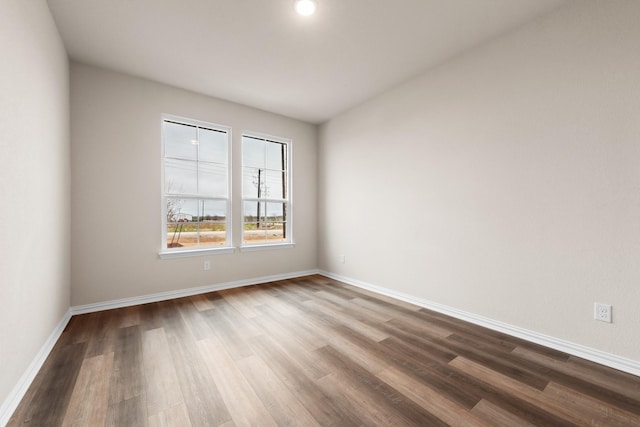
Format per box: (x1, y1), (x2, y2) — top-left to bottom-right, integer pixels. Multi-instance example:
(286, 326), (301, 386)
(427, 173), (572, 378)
(201, 199), (226, 220)
(244, 201), (267, 244)
(199, 222), (226, 246)
(165, 158), (197, 194)
(195, 199), (223, 248)
(266, 202), (285, 222)
(266, 203), (286, 241)
(166, 198), (198, 248)
(164, 121), (197, 160)
(199, 162), (228, 197)
(166, 198), (198, 222)
(167, 222), (199, 248)
(266, 141), (286, 171)
(242, 167), (261, 199)
(265, 170), (286, 199)
(243, 137), (265, 169)
(199, 128), (227, 164)
(266, 224), (285, 242)
(243, 226), (266, 243)
(243, 201), (266, 224)
(242, 169), (285, 200)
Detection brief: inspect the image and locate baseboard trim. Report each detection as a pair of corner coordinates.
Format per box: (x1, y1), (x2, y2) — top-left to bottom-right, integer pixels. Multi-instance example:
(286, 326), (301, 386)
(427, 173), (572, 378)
(70, 269), (321, 315)
(319, 270), (640, 377)
(0, 309), (72, 427)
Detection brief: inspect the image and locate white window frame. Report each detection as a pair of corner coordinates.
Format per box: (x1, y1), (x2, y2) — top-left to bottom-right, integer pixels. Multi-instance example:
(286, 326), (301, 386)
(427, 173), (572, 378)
(240, 131), (294, 251)
(159, 114), (233, 259)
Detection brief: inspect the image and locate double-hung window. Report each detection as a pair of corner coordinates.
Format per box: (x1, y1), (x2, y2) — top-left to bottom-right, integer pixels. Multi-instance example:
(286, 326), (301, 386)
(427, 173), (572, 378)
(162, 115), (231, 253)
(242, 133), (292, 246)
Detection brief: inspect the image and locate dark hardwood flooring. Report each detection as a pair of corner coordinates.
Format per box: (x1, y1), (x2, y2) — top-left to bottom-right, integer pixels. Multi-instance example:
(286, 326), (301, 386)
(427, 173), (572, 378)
(8, 275), (640, 426)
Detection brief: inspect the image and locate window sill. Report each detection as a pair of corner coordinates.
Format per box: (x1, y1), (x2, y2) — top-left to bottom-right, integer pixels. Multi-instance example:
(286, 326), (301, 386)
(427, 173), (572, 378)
(159, 247), (234, 259)
(239, 242), (295, 252)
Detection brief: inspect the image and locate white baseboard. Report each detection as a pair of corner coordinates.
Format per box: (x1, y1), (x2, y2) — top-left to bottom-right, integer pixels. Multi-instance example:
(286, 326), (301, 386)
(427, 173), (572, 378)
(319, 270), (640, 378)
(0, 309), (72, 427)
(71, 269), (320, 315)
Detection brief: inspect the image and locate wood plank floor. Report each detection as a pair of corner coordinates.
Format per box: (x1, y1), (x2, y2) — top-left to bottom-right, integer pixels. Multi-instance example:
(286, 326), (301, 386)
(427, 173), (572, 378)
(9, 275), (640, 426)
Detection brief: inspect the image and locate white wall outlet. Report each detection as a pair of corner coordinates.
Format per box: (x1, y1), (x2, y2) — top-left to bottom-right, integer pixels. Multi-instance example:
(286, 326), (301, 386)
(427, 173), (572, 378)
(594, 303), (612, 323)
(203, 260), (211, 271)
(339, 255), (345, 264)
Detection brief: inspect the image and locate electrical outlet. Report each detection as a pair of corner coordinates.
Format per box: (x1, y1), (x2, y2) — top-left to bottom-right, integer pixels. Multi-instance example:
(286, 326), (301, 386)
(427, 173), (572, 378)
(594, 303), (612, 323)
(339, 255), (345, 264)
(204, 260), (211, 271)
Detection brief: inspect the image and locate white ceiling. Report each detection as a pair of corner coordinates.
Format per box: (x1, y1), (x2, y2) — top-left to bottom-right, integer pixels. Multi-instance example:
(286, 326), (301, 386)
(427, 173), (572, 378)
(47, 0), (567, 124)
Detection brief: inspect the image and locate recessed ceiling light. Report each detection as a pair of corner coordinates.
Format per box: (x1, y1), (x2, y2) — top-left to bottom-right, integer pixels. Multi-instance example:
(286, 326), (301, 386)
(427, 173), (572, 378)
(294, 0), (317, 16)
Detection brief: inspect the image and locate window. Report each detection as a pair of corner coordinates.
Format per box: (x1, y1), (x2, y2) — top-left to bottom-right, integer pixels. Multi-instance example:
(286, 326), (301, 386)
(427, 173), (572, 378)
(162, 116), (231, 253)
(242, 133), (292, 246)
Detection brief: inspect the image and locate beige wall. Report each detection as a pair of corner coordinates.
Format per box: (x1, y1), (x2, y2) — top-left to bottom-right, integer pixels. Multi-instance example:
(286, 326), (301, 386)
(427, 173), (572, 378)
(0, 0), (70, 410)
(70, 63), (317, 306)
(319, 0), (640, 361)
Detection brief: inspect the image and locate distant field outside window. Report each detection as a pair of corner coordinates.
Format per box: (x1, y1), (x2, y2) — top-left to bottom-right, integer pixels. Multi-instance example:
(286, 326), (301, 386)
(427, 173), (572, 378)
(163, 117), (230, 250)
(242, 133), (291, 245)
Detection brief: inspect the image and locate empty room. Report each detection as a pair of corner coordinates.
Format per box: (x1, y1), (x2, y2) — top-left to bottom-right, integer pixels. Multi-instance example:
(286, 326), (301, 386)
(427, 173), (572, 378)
(2, 0), (640, 425)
